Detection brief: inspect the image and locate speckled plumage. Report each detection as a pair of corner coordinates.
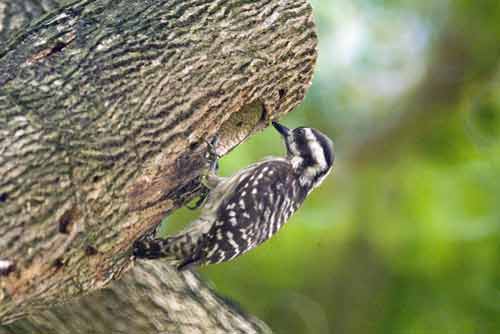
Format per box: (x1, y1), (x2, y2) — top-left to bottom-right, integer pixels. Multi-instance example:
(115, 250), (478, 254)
(133, 122), (334, 270)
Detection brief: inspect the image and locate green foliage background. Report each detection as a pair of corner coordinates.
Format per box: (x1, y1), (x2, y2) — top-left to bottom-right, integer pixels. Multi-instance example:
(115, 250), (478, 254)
(164, 0), (500, 332)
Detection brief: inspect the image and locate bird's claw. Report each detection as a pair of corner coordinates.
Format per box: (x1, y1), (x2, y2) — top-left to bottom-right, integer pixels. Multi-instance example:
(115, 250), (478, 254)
(204, 136), (220, 172)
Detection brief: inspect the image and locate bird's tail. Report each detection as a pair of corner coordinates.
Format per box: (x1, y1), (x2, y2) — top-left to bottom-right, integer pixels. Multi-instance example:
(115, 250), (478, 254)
(133, 237), (174, 259)
(133, 233), (199, 260)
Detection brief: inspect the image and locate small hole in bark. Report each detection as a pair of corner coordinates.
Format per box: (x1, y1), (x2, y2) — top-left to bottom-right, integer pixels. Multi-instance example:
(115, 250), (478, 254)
(53, 258), (64, 269)
(0, 193), (8, 203)
(92, 175), (100, 183)
(260, 103), (268, 122)
(278, 89), (286, 100)
(235, 121), (243, 127)
(84, 245), (98, 256)
(0, 259), (16, 276)
(189, 142), (198, 151)
(58, 211), (72, 234)
(51, 41), (67, 54)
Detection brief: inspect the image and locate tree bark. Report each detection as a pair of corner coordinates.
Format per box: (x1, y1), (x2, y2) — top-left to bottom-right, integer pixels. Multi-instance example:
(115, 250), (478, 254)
(0, 0), (62, 47)
(0, 261), (270, 333)
(0, 0), (317, 327)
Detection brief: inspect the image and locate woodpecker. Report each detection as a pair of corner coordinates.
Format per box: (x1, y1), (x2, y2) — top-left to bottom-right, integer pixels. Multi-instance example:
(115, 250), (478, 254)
(133, 121), (334, 270)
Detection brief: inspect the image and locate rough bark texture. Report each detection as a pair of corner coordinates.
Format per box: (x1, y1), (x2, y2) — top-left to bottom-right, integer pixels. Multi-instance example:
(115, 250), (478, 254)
(0, 0), (317, 327)
(0, 261), (270, 333)
(0, 1), (63, 47)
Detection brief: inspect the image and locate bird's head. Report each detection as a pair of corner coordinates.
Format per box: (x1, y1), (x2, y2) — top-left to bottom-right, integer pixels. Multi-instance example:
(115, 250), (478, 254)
(272, 121), (334, 186)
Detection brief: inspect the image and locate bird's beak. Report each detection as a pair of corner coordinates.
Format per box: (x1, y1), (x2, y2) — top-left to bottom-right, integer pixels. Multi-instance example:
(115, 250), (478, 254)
(272, 121), (290, 137)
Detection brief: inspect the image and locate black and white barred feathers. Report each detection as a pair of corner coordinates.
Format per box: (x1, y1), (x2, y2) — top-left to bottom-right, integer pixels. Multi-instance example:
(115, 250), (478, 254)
(133, 122), (334, 270)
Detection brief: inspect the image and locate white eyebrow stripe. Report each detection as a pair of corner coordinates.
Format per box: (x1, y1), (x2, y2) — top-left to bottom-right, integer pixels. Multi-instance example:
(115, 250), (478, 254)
(305, 129), (327, 169)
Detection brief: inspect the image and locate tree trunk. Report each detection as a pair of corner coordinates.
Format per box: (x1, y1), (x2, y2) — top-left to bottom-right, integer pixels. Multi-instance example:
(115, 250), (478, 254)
(0, 0), (317, 328)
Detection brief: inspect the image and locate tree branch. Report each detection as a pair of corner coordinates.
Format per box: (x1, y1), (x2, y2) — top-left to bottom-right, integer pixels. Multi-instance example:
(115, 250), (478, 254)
(0, 261), (271, 333)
